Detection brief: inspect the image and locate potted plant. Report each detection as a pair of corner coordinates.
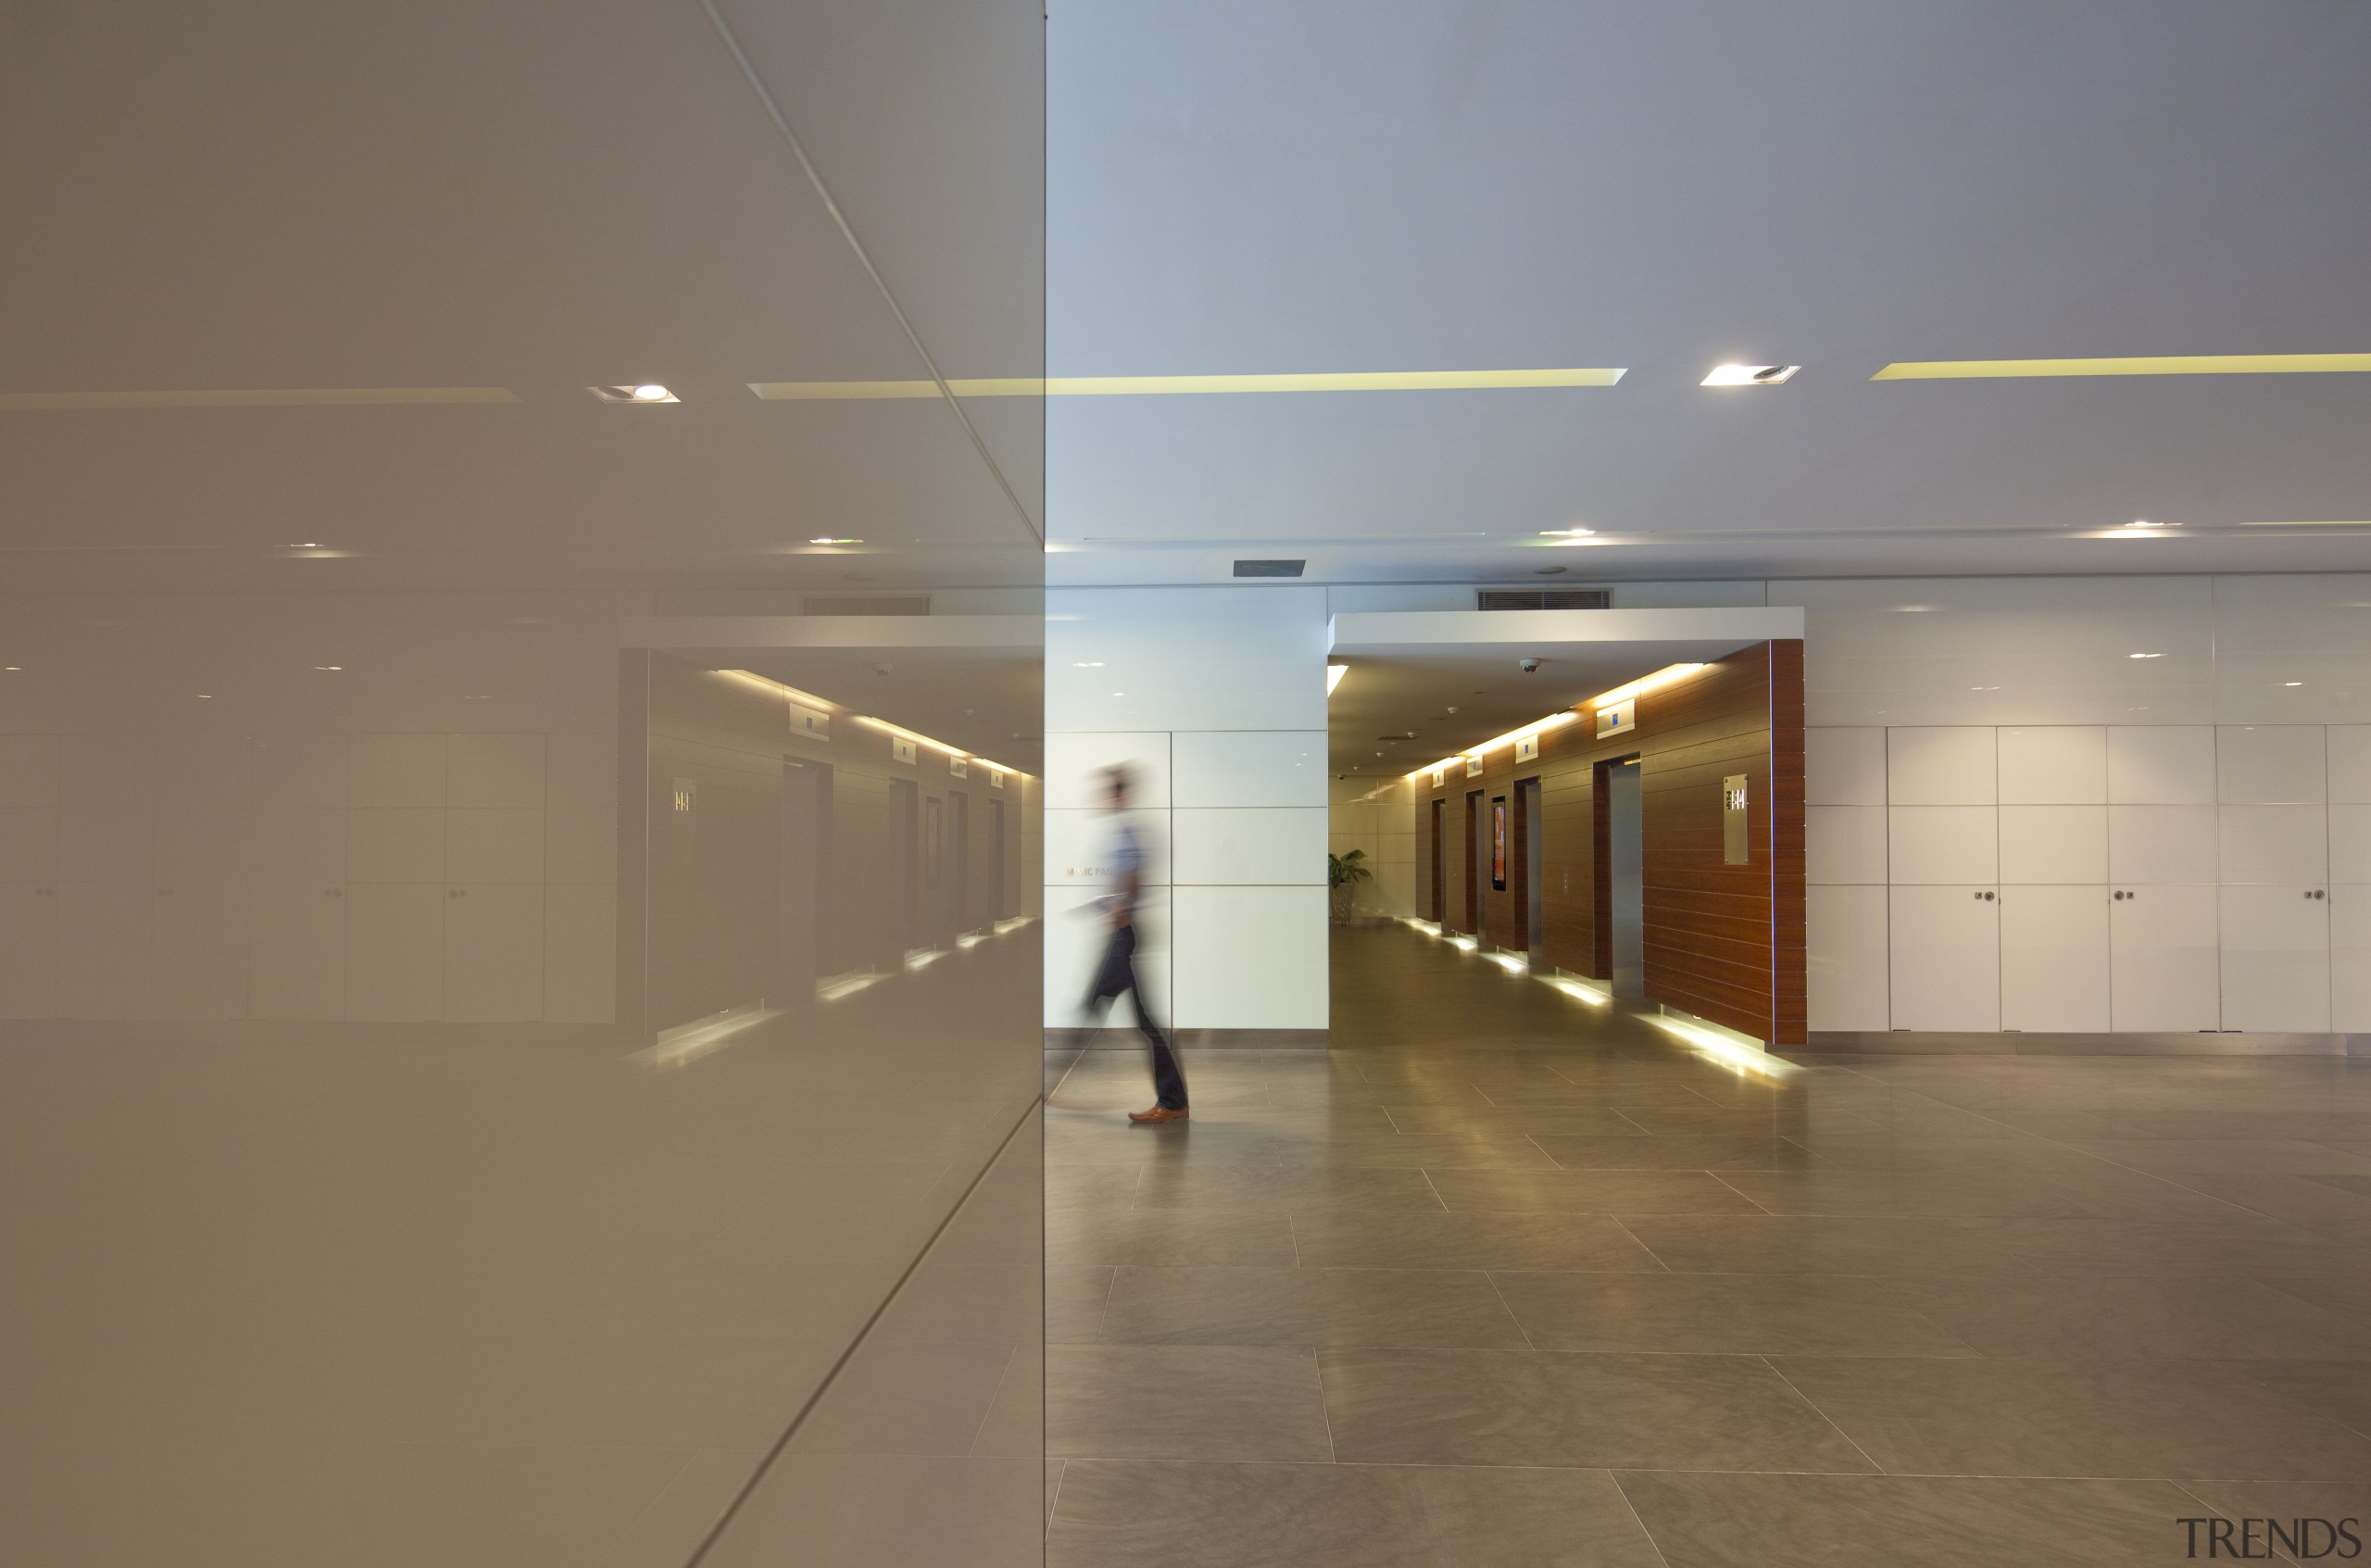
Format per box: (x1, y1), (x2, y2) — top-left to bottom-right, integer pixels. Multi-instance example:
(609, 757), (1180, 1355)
(1328, 847), (1373, 922)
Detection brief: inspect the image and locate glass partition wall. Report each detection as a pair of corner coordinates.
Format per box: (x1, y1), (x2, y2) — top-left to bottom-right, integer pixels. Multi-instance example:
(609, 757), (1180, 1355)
(0, 4), (1046, 1565)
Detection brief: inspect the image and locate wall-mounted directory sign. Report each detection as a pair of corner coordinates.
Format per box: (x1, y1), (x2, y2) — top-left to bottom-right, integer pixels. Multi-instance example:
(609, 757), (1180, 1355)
(1596, 697), (1636, 738)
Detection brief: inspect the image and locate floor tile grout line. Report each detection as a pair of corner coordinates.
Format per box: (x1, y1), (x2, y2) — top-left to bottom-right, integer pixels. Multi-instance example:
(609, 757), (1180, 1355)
(962, 1342), (1026, 1458)
(1704, 1169), (1777, 1216)
(588, 1450), (700, 1568)
(1479, 1266), (1540, 1351)
(1607, 1211), (1675, 1272)
(1757, 1355), (1889, 1477)
(1415, 1165), (1453, 1214)
(1604, 1470), (1680, 1568)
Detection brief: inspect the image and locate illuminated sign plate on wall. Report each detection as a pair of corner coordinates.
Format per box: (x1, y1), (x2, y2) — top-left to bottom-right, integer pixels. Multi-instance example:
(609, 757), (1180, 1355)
(1465, 756), (1484, 779)
(1514, 734), (1540, 763)
(949, 756), (968, 779)
(892, 737), (919, 765)
(787, 701), (830, 740)
(1597, 698), (1637, 738)
(1431, 766), (1447, 788)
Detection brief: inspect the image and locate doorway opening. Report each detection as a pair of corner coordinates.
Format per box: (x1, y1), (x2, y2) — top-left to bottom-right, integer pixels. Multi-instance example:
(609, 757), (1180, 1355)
(1463, 788), (1486, 940)
(1428, 797), (1446, 924)
(1518, 776), (1544, 963)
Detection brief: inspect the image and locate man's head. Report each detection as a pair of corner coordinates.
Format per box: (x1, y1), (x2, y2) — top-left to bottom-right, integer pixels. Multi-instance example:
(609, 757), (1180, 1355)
(1102, 763), (1133, 811)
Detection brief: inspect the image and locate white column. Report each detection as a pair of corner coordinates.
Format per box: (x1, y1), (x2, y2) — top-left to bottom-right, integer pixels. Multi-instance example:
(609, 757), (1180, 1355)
(1045, 586), (1330, 1031)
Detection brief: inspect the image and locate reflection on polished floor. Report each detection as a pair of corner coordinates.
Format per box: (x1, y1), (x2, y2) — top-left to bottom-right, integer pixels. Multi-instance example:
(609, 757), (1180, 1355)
(1046, 923), (2371, 1568)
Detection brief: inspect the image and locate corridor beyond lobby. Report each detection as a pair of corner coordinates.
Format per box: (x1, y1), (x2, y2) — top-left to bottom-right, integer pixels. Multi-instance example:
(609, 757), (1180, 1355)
(1045, 923), (2371, 1567)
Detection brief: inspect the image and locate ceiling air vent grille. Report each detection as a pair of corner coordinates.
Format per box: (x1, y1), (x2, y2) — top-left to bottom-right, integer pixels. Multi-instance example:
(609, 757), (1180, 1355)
(801, 596), (931, 616)
(1477, 588), (1611, 610)
(1233, 559), (1305, 578)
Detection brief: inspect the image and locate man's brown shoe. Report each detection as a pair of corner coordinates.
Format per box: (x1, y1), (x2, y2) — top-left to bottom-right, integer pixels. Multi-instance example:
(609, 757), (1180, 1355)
(1127, 1106), (1189, 1123)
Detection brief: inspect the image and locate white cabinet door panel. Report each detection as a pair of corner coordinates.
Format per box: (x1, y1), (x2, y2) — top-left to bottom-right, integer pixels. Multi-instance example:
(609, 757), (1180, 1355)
(2110, 884), (2220, 1032)
(57, 883), (153, 1019)
(152, 884), (248, 1020)
(1887, 807), (1997, 884)
(2217, 805), (2327, 885)
(2331, 727), (2371, 804)
(1807, 807), (1887, 884)
(346, 884), (446, 1022)
(1888, 729), (1996, 806)
(2330, 803), (2371, 885)
(0, 884), (59, 1018)
(2335, 886), (2371, 1033)
(1999, 727), (2107, 805)
(251, 884), (346, 1020)
(1998, 807), (2108, 884)
(2000, 885), (2110, 1032)
(1888, 884), (1999, 1031)
(2107, 727), (2215, 806)
(1808, 884), (1888, 1030)
(2107, 806), (2217, 885)
(2219, 884), (2329, 1033)
(443, 884), (544, 1022)
(2217, 726), (2326, 805)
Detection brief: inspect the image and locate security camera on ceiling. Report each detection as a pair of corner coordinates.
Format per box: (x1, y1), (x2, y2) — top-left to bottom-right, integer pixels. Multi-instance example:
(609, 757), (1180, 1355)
(1518, 658), (1541, 673)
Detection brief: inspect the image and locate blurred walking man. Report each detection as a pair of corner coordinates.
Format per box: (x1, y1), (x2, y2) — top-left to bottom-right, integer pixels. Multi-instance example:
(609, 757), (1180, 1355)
(1085, 765), (1188, 1123)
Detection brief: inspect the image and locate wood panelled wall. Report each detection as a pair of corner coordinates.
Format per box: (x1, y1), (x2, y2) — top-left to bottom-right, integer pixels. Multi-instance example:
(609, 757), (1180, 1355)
(1420, 640), (1807, 1047)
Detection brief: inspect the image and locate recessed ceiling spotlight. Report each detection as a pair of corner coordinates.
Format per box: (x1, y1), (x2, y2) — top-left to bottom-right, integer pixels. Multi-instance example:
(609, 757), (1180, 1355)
(2129, 652), (2164, 659)
(1702, 364), (1799, 386)
(2285, 681), (2303, 687)
(809, 537), (862, 546)
(588, 384), (679, 404)
(1073, 661), (1105, 668)
(2124, 519), (2173, 529)
(1539, 528), (1596, 537)
(314, 665), (342, 671)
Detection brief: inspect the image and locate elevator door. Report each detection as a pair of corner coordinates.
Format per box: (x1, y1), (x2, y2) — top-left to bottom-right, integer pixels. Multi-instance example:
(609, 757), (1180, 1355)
(780, 759), (828, 1002)
(987, 798), (1007, 923)
(1520, 778), (1544, 961)
(1429, 798), (1446, 923)
(1465, 790), (1486, 939)
(1609, 759), (1644, 999)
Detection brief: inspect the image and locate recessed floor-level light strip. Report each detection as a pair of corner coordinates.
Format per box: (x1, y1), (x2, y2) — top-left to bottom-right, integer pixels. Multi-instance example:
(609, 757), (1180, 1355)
(0, 387), (521, 409)
(1873, 354), (2371, 381)
(750, 369), (1626, 400)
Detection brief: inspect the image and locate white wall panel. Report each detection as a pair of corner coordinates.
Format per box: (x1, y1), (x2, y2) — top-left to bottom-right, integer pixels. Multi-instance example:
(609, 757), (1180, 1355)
(2000, 884), (2110, 1032)
(346, 809), (445, 883)
(442, 884), (544, 1022)
(1171, 884), (1329, 1030)
(345, 884), (445, 1022)
(2108, 806), (2218, 885)
(1888, 728), (1997, 806)
(1888, 884), (1999, 1031)
(0, 809), (58, 881)
(1047, 585), (1329, 734)
(0, 735), (58, 808)
(59, 734), (156, 811)
(2217, 805), (2327, 885)
(546, 733), (620, 810)
(1807, 806), (1887, 884)
(1805, 728), (1887, 806)
(2331, 728), (2371, 804)
(2110, 884), (2220, 1031)
(545, 884), (616, 1023)
(57, 807), (152, 884)
(57, 881), (152, 1019)
(151, 884), (246, 1021)
(156, 806), (250, 884)
(2333, 804), (2371, 886)
(545, 807), (616, 885)
(2107, 727), (2216, 805)
(2334, 886), (2371, 1033)
(1998, 806), (2108, 884)
(0, 884), (58, 1018)
(2219, 885), (2330, 1032)
(1041, 733), (1170, 809)
(446, 734), (546, 809)
(1998, 727), (2106, 805)
(251, 736), (347, 810)
(1807, 884), (1888, 1030)
(1172, 731), (1327, 808)
(347, 734), (447, 808)
(2217, 725), (2327, 804)
(1171, 808), (1326, 885)
(1046, 808), (1168, 889)
(1887, 807), (1997, 884)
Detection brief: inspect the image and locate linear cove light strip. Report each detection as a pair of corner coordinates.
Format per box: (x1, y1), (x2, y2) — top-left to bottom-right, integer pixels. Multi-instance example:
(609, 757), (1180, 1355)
(1872, 354), (2371, 381)
(750, 369), (1625, 400)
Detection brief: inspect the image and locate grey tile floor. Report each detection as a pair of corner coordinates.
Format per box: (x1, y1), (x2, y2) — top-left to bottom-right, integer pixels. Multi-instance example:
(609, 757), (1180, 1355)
(1044, 923), (2371, 1567)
